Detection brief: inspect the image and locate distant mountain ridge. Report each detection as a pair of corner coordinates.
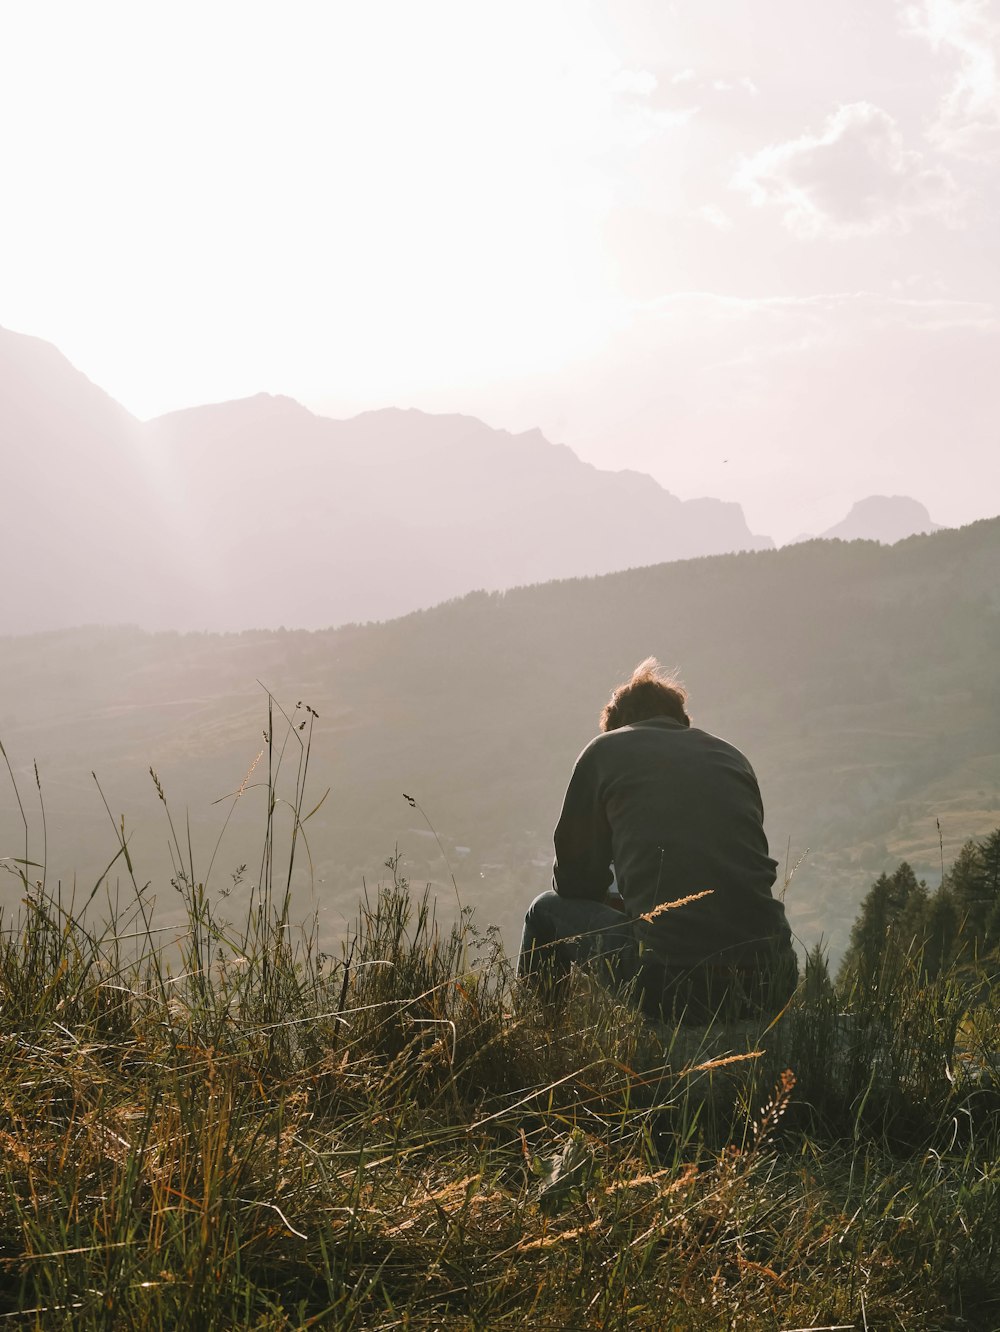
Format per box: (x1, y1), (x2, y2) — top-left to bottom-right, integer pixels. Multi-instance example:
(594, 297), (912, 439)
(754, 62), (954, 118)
(1, 325), (952, 635)
(0, 327), (176, 629)
(1, 324), (772, 632)
(788, 495), (941, 547)
(143, 398), (774, 630)
(819, 495), (941, 543)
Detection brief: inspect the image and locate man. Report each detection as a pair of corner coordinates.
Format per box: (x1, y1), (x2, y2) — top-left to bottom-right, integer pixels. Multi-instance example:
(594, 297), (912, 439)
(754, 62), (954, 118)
(518, 658), (797, 1023)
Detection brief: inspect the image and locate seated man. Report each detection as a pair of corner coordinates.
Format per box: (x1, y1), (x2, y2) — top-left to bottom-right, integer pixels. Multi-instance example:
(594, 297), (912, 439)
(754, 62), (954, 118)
(518, 658), (797, 1024)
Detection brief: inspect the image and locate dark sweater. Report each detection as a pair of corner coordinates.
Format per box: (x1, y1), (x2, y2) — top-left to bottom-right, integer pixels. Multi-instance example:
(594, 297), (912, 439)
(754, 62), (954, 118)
(552, 718), (791, 970)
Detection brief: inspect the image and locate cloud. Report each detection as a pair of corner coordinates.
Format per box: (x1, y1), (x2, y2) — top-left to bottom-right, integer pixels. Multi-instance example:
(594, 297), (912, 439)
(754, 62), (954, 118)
(902, 0), (1000, 157)
(609, 68), (659, 97)
(696, 204), (735, 230)
(601, 65), (699, 151)
(712, 76), (759, 96)
(732, 102), (960, 237)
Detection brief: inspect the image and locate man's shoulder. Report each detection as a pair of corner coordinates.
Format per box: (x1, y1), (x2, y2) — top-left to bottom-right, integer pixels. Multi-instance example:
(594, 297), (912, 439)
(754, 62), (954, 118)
(624, 721), (756, 770)
(684, 725), (756, 768)
(573, 731), (612, 764)
(577, 721), (754, 767)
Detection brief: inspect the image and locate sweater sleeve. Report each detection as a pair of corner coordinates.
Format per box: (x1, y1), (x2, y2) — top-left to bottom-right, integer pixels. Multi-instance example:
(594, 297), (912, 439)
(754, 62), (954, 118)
(552, 744), (614, 902)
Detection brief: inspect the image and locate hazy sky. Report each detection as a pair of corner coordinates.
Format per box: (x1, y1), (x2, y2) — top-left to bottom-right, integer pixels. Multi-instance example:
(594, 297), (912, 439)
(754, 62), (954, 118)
(2, 1), (998, 541)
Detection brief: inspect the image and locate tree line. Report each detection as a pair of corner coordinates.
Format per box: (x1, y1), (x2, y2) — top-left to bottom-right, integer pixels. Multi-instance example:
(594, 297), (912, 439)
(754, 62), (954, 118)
(832, 827), (1000, 990)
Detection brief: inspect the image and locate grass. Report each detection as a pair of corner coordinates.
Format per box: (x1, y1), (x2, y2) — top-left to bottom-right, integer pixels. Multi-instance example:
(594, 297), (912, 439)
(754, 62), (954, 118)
(0, 705), (998, 1329)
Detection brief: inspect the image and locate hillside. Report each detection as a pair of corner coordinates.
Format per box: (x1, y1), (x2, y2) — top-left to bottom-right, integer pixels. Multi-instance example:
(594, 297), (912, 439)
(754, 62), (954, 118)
(1, 325), (769, 633)
(2, 517), (998, 960)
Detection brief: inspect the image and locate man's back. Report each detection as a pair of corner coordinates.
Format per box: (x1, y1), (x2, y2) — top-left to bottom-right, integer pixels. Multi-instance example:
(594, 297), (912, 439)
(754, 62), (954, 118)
(553, 717), (790, 970)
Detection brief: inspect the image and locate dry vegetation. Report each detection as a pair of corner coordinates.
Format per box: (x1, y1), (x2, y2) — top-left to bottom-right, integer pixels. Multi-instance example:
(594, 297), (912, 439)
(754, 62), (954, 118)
(1, 708), (998, 1330)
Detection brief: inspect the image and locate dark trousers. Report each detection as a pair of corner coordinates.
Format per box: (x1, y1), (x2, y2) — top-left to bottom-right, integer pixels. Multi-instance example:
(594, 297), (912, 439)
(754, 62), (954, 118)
(518, 890), (798, 1026)
(518, 890), (638, 985)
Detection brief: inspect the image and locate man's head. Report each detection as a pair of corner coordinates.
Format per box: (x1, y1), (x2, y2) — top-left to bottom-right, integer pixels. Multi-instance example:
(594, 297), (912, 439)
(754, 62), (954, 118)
(600, 657), (690, 732)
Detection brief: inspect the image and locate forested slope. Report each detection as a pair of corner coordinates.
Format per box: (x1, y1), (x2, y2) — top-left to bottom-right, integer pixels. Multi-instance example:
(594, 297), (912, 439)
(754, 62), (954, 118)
(2, 518), (998, 958)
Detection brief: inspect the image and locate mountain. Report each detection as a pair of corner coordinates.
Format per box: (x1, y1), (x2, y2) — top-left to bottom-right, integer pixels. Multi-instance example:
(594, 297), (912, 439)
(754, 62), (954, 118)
(819, 495), (942, 542)
(2, 517), (998, 962)
(140, 398), (773, 629)
(788, 495), (942, 547)
(0, 327), (180, 631)
(1, 326), (771, 633)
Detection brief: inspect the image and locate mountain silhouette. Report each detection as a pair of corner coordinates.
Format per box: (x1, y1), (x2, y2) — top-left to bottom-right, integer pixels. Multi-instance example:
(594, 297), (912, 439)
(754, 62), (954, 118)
(788, 495), (942, 547)
(2, 325), (771, 632)
(0, 326), (179, 631)
(818, 495), (941, 543)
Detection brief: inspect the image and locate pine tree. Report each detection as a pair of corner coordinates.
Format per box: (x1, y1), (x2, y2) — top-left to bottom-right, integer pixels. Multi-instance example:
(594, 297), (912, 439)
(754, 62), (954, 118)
(977, 827), (1000, 951)
(896, 871), (930, 954)
(838, 862), (925, 988)
(920, 885), (960, 979)
(985, 896), (1000, 956)
(802, 941), (835, 1003)
(947, 839), (986, 951)
(839, 872), (890, 989)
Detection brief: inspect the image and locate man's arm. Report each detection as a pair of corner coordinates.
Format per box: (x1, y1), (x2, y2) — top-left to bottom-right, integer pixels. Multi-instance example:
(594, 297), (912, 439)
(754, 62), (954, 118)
(552, 744), (614, 902)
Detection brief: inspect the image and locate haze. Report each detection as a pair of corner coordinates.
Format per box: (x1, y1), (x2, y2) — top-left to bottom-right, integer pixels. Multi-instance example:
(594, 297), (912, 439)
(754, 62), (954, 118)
(2, 1), (998, 544)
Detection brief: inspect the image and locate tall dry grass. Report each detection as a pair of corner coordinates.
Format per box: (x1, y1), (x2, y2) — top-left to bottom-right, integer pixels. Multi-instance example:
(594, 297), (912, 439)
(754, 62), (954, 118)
(0, 705), (997, 1329)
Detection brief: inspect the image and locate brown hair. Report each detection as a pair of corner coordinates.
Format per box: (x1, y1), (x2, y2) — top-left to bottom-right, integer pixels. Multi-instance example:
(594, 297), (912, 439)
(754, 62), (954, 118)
(600, 657), (690, 732)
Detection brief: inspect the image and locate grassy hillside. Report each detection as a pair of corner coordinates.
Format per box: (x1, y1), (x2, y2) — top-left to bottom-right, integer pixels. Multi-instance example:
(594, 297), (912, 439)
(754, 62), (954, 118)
(2, 653), (999, 1326)
(2, 517), (999, 959)
(0, 778), (997, 1329)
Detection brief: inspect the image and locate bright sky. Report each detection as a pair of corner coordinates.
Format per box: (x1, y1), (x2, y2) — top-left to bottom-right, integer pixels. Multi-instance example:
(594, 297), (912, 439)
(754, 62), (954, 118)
(2, 0), (998, 541)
